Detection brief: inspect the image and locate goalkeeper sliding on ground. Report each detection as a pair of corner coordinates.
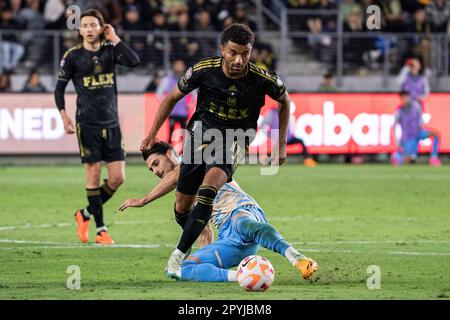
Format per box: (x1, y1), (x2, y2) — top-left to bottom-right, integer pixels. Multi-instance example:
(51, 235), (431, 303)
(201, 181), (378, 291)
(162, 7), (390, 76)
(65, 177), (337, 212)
(118, 142), (318, 282)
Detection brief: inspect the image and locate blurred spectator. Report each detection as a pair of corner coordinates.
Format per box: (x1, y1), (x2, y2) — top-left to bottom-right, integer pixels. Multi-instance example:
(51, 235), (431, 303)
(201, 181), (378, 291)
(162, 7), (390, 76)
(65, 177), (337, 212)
(85, 0), (122, 26)
(380, 0), (406, 32)
(146, 0), (164, 12)
(120, 0), (152, 26)
(146, 69), (166, 91)
(233, 2), (257, 31)
(251, 42), (276, 70)
(14, 0), (46, 69)
(21, 70), (47, 92)
(169, 11), (201, 65)
(194, 10), (217, 57)
(396, 57), (430, 108)
(391, 90), (441, 167)
(426, 0), (450, 32)
(306, 0), (336, 64)
(44, 0), (66, 29)
(210, 0), (236, 30)
(121, 4), (147, 64)
(343, 7), (375, 70)
(313, 0), (337, 31)
(404, 9), (431, 69)
(147, 10), (166, 68)
(222, 15), (235, 29)
(0, 71), (12, 92)
(340, 0), (363, 22)
(318, 72), (338, 92)
(285, 0), (310, 32)
(164, 0), (189, 25)
(0, 4), (25, 73)
(9, 0), (24, 13)
(156, 59), (191, 142)
(188, 0), (217, 28)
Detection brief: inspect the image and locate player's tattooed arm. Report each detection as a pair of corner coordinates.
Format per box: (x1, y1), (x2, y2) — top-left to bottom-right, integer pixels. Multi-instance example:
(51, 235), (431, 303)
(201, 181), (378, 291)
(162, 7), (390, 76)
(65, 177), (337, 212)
(140, 86), (186, 151)
(118, 165), (181, 211)
(276, 91), (291, 165)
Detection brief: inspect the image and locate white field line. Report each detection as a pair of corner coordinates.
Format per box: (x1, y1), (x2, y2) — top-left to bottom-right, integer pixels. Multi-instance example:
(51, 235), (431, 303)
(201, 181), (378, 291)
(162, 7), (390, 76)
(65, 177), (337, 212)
(1, 239), (450, 256)
(290, 240), (450, 245)
(0, 215), (431, 232)
(0, 220), (151, 231)
(1, 238), (450, 247)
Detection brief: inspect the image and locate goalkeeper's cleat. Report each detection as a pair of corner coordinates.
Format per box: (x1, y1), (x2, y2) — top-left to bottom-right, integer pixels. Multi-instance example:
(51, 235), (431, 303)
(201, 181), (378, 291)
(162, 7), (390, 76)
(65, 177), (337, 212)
(303, 157), (317, 167)
(294, 256), (318, 280)
(165, 248), (184, 279)
(95, 230), (114, 245)
(74, 209), (90, 243)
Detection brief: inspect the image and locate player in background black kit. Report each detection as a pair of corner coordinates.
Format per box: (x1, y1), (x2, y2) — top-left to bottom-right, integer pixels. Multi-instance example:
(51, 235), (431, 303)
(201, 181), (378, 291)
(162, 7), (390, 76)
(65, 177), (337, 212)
(54, 9), (139, 244)
(140, 23), (291, 278)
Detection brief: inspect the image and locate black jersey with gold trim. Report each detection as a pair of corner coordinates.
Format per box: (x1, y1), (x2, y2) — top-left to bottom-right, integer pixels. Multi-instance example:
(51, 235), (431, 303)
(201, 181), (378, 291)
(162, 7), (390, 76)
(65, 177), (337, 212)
(58, 42), (120, 128)
(177, 57), (286, 133)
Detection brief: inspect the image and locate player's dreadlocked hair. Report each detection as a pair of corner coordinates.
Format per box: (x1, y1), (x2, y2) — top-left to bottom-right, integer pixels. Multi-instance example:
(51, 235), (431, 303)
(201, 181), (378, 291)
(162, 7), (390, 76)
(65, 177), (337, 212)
(142, 142), (173, 161)
(220, 23), (254, 46)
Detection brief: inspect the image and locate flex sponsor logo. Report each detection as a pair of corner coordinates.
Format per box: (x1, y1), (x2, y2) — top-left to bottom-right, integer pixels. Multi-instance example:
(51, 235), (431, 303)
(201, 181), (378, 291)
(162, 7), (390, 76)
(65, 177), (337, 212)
(83, 73), (114, 88)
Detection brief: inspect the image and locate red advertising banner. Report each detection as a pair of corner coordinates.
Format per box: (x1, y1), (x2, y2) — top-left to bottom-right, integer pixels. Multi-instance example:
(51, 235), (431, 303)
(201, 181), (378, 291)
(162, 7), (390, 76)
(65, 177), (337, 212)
(0, 94), (145, 154)
(269, 93), (450, 154)
(1, 93), (449, 155)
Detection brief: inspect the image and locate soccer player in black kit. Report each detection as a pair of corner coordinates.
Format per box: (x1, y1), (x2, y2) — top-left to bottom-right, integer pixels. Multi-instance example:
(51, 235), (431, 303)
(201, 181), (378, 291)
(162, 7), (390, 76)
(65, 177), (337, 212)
(55, 9), (139, 244)
(140, 23), (292, 278)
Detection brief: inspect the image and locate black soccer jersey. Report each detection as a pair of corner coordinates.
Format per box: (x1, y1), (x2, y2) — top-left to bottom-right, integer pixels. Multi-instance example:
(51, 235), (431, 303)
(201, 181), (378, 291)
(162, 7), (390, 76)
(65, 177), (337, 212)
(177, 57), (286, 133)
(57, 41), (139, 128)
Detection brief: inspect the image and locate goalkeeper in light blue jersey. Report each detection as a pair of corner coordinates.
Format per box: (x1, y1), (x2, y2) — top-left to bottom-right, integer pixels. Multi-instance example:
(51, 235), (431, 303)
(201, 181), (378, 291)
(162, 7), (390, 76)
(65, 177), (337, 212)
(119, 142), (317, 282)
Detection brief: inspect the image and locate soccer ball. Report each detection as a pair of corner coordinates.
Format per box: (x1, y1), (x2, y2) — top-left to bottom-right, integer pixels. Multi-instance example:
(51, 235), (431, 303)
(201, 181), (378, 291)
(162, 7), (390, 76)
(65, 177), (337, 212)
(236, 255), (275, 292)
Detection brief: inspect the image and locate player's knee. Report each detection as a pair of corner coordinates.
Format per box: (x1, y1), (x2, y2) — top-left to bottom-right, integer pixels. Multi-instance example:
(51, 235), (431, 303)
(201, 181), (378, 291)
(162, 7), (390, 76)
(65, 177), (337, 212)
(87, 173), (101, 187)
(175, 201), (193, 214)
(203, 168), (227, 191)
(108, 174), (125, 189)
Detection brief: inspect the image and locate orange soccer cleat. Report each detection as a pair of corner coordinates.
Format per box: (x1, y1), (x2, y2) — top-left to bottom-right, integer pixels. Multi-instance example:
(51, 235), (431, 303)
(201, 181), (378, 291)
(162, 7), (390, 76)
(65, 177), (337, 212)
(74, 209), (90, 243)
(95, 230), (115, 245)
(294, 257), (318, 280)
(303, 158), (317, 167)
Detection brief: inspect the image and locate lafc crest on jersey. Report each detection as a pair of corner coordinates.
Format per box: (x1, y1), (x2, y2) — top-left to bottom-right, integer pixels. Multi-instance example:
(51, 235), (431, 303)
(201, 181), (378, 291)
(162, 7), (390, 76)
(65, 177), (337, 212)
(92, 56), (103, 74)
(227, 85), (238, 107)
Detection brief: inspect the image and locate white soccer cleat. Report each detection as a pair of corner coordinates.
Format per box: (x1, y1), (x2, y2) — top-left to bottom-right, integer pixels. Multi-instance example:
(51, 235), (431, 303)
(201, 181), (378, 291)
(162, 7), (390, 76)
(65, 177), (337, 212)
(165, 248), (184, 279)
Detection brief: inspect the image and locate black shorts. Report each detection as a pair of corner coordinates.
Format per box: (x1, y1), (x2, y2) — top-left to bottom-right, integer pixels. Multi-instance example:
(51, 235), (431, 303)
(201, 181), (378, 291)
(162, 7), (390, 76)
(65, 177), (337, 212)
(76, 124), (126, 164)
(176, 131), (247, 195)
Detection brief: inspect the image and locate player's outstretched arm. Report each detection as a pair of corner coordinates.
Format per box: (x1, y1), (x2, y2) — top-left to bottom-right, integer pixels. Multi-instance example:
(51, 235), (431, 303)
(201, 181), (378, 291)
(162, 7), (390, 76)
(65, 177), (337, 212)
(140, 87), (186, 151)
(104, 24), (140, 67)
(118, 165), (181, 212)
(276, 91), (291, 165)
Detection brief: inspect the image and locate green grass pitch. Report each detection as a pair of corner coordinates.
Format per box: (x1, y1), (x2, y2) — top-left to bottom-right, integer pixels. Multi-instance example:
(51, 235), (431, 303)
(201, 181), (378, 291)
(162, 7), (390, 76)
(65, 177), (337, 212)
(1, 164), (449, 299)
